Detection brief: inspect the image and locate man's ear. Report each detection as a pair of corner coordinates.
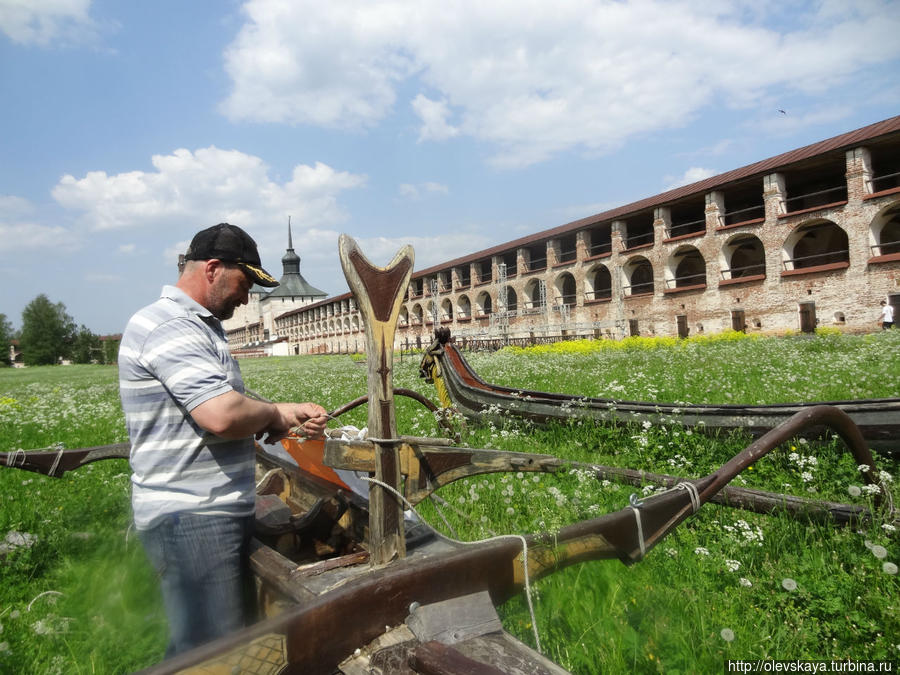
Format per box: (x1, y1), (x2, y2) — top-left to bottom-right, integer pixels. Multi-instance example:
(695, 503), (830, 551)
(204, 259), (223, 282)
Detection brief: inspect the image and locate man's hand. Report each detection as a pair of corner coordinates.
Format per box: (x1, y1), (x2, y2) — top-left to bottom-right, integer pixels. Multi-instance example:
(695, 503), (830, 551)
(258, 402), (329, 443)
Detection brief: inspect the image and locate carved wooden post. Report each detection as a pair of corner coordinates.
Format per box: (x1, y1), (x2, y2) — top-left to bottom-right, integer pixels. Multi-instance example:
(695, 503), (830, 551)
(338, 234), (414, 565)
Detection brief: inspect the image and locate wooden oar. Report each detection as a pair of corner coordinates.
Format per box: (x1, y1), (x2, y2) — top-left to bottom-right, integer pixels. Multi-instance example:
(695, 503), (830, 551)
(338, 234), (414, 565)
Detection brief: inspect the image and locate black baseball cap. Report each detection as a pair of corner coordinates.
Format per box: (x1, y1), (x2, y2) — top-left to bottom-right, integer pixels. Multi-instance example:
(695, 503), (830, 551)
(184, 223), (279, 287)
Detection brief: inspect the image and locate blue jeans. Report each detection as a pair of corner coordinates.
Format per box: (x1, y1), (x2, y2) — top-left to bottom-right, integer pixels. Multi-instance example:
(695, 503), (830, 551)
(138, 512), (256, 656)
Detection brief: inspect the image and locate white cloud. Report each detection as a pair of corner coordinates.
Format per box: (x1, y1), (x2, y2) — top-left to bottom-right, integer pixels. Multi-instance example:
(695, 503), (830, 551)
(0, 0), (98, 46)
(398, 181), (449, 200)
(356, 231), (494, 272)
(411, 95), (459, 142)
(49, 147), (367, 288)
(220, 2), (417, 128)
(221, 0), (900, 168)
(117, 243), (136, 255)
(664, 167), (718, 191)
(51, 146), (366, 239)
(0, 222), (78, 252)
(0, 194), (35, 217)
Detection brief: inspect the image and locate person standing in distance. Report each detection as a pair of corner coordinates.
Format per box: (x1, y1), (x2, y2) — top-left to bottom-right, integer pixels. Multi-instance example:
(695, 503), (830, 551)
(878, 299), (894, 330)
(118, 223), (328, 656)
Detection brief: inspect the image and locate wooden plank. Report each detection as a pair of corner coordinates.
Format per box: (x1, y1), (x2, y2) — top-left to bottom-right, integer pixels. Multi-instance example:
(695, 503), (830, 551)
(406, 590), (503, 645)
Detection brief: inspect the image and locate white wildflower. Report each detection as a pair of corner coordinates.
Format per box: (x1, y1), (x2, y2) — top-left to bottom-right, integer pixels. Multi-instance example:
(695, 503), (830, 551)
(694, 547), (710, 556)
(871, 545), (888, 560)
(848, 485), (862, 497)
(781, 578), (798, 591)
(883, 562), (898, 575)
(739, 577), (752, 587)
(720, 628), (735, 642)
(725, 559), (741, 572)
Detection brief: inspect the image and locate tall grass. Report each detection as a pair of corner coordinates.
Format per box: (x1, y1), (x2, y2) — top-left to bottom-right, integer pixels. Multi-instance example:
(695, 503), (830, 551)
(0, 332), (897, 673)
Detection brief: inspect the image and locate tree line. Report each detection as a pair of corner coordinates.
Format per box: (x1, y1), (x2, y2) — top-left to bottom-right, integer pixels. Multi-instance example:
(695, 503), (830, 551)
(1, 294), (120, 367)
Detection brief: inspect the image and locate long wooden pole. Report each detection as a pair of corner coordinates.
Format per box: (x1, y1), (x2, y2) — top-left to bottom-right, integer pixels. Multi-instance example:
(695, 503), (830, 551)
(338, 234), (414, 565)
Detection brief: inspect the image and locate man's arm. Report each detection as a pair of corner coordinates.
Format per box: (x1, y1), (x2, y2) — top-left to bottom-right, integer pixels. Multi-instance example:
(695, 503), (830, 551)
(191, 391), (327, 443)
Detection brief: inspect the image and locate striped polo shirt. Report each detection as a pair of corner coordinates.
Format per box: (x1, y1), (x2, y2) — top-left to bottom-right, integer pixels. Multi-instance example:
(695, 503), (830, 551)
(119, 285), (255, 529)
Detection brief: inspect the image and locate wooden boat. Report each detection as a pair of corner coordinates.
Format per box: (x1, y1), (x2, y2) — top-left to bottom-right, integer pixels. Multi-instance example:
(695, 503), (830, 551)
(419, 327), (900, 454)
(2, 237), (895, 674)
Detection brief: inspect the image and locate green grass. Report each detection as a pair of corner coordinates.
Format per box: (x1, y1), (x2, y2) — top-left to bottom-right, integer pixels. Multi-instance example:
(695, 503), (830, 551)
(0, 332), (898, 673)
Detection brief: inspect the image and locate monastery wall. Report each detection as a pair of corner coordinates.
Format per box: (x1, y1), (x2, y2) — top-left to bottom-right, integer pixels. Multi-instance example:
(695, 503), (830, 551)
(256, 122), (900, 357)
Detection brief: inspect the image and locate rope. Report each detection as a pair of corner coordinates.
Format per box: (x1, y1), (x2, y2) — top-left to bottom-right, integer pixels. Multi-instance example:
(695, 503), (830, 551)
(27, 591), (62, 612)
(6, 449), (25, 467)
(361, 476), (542, 653)
(48, 449), (64, 477)
(630, 506), (646, 559)
(627, 481), (700, 561)
(428, 494), (499, 538)
(676, 481), (701, 513)
(426, 495), (459, 539)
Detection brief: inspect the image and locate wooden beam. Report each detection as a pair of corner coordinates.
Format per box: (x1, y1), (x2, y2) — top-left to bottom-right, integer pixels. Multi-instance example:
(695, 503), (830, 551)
(338, 234), (414, 565)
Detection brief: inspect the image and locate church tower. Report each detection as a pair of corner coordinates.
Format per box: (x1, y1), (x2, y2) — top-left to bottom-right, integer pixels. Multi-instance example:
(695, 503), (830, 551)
(259, 218), (327, 338)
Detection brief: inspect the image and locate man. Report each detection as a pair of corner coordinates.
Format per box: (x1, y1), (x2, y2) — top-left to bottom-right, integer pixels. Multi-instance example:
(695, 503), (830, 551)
(119, 223), (328, 656)
(879, 300), (894, 330)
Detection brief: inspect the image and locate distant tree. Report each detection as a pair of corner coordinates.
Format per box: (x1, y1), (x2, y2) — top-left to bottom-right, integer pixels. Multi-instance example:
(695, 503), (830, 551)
(0, 313), (13, 367)
(100, 335), (122, 365)
(20, 295), (76, 366)
(71, 324), (101, 364)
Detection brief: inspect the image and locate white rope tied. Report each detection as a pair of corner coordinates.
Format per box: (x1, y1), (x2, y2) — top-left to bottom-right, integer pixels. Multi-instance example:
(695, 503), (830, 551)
(628, 481), (700, 561)
(675, 481), (701, 513)
(630, 506), (646, 559)
(361, 475), (542, 653)
(48, 449), (64, 477)
(6, 449), (25, 467)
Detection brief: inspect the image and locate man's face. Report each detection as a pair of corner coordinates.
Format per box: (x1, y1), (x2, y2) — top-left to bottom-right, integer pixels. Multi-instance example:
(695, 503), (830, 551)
(208, 261), (252, 320)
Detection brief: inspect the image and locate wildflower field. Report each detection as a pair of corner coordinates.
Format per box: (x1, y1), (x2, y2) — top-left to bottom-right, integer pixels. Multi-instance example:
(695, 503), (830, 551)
(0, 330), (898, 674)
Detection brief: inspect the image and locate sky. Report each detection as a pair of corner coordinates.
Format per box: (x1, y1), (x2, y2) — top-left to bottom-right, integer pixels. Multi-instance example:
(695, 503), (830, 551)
(2, 0), (900, 335)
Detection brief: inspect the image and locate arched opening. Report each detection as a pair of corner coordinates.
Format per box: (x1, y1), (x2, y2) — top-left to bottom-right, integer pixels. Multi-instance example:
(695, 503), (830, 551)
(502, 286), (518, 314)
(523, 279), (544, 313)
(668, 246), (707, 288)
(785, 220), (849, 270)
(554, 272), (577, 307)
(475, 291), (492, 316)
(412, 304), (423, 325)
(586, 265), (612, 301)
(871, 203), (900, 256)
(624, 257), (654, 296)
(441, 298), (453, 322)
(457, 295), (472, 320)
(723, 235), (766, 279)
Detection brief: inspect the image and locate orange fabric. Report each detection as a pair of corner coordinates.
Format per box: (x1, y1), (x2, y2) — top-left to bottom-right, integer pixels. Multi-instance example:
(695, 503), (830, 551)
(279, 437), (351, 491)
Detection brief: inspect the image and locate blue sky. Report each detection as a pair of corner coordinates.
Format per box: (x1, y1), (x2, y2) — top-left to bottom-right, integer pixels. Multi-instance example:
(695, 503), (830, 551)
(2, 0), (899, 334)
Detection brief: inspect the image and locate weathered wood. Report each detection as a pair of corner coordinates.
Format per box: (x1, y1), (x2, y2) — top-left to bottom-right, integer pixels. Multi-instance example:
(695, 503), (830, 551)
(324, 438), (887, 526)
(406, 591), (503, 645)
(411, 641), (508, 675)
(421, 333), (900, 453)
(338, 234), (414, 565)
(0, 443), (130, 478)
